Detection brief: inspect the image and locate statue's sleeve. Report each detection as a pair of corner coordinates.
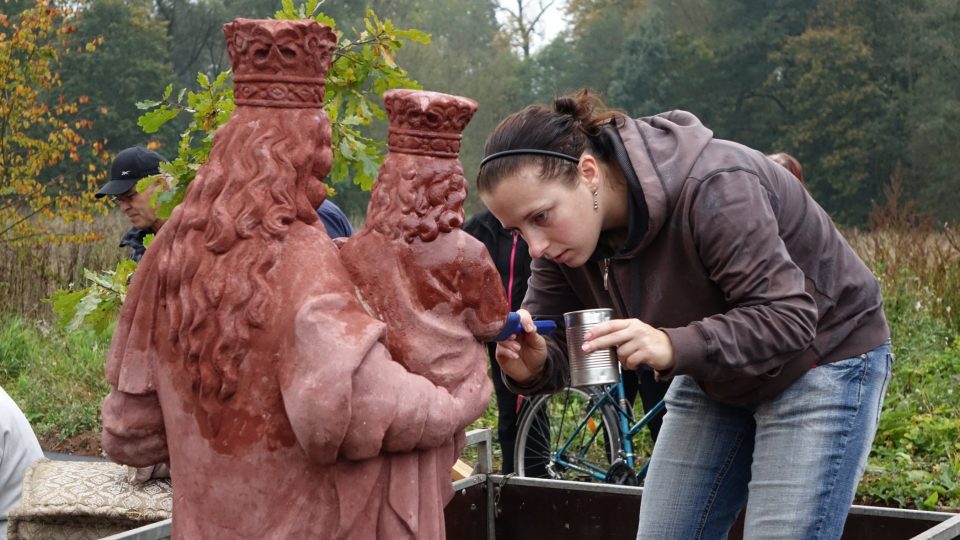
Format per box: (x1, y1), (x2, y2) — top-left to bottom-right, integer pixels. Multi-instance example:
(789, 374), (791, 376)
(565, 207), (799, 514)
(101, 389), (169, 467)
(457, 236), (510, 340)
(281, 293), (470, 465)
(101, 246), (169, 467)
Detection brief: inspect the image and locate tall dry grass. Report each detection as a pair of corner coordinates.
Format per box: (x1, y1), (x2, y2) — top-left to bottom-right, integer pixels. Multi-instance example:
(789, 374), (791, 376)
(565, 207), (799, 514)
(2, 173), (958, 330)
(844, 172), (960, 331)
(0, 211), (128, 318)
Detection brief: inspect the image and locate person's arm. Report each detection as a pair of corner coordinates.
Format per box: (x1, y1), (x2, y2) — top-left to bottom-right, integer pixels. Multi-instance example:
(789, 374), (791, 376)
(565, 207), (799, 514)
(280, 294), (478, 465)
(660, 170), (817, 381)
(500, 257), (584, 395)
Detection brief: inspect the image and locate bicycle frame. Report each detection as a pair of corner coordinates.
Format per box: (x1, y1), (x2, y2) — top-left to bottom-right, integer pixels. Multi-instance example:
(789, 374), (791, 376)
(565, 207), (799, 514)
(606, 380), (666, 478)
(548, 376), (666, 482)
(546, 390), (615, 481)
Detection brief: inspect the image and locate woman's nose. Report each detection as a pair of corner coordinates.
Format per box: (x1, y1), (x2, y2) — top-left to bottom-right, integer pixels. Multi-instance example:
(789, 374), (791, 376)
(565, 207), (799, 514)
(527, 235), (548, 259)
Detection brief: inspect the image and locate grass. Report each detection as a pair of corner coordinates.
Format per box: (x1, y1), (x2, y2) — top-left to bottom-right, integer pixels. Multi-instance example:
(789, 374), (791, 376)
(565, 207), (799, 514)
(855, 268), (960, 510)
(0, 316), (111, 449)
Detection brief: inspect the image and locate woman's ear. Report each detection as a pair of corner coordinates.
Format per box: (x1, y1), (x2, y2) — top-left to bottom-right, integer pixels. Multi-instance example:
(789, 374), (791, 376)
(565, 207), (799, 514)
(578, 154), (602, 192)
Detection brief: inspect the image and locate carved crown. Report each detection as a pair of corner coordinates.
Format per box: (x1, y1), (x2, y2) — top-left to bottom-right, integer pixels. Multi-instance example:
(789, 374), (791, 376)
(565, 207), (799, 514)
(384, 90), (478, 158)
(224, 19), (337, 108)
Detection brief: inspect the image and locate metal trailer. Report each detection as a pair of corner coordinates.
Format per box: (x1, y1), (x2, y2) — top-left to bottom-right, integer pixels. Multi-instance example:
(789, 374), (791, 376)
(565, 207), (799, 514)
(104, 429), (960, 540)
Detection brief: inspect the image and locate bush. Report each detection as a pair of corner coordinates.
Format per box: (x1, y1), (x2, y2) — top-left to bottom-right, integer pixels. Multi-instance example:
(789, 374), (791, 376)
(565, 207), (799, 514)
(858, 279), (960, 510)
(0, 318), (33, 381)
(0, 316), (110, 442)
(848, 180), (960, 510)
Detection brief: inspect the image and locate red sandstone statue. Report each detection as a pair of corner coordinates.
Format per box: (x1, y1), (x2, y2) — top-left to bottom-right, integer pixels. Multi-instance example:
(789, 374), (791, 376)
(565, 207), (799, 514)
(339, 90), (509, 536)
(341, 89), (508, 391)
(101, 19), (489, 539)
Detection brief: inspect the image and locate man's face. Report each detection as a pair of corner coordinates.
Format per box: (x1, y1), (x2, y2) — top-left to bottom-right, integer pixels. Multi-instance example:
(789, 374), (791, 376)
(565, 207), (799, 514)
(113, 184), (158, 230)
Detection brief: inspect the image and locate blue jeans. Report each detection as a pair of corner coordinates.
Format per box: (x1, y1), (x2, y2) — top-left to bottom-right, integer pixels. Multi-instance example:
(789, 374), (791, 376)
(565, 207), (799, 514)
(636, 342), (893, 540)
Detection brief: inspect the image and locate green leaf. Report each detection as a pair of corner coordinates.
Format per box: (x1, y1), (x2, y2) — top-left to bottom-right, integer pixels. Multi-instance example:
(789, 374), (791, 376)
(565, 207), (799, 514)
(314, 13), (335, 29)
(83, 268), (116, 291)
(197, 72), (210, 88)
(213, 70), (232, 88)
(113, 259), (138, 289)
(394, 28), (430, 44)
(338, 136), (356, 160)
(48, 289), (86, 328)
(135, 100), (162, 110)
(138, 107), (181, 133)
(276, 0), (297, 19)
(68, 290), (102, 333)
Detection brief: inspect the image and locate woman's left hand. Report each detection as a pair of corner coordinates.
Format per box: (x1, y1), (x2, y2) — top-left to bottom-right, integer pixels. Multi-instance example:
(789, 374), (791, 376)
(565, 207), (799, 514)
(583, 318), (675, 372)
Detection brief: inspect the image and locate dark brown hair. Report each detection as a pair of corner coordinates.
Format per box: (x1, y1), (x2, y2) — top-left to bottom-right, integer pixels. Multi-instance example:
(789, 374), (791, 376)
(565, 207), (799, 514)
(767, 152), (805, 185)
(476, 89), (625, 194)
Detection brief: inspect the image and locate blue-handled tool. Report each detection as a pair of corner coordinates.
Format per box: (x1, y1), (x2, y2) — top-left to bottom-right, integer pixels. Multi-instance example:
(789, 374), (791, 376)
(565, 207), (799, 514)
(494, 312), (558, 341)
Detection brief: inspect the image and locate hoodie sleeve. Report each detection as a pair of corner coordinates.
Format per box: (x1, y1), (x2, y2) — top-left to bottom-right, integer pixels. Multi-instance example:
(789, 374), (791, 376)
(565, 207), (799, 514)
(661, 169), (817, 381)
(503, 257), (581, 395)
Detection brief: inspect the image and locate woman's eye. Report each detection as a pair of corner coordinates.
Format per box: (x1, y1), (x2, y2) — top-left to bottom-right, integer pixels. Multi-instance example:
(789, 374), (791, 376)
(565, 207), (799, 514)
(533, 211), (548, 224)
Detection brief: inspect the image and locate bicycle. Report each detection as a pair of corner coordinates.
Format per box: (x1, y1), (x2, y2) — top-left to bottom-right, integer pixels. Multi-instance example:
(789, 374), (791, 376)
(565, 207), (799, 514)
(513, 372), (665, 485)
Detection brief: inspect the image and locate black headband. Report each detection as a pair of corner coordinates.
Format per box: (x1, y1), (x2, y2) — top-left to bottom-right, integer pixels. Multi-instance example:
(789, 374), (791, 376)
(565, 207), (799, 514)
(479, 149), (581, 168)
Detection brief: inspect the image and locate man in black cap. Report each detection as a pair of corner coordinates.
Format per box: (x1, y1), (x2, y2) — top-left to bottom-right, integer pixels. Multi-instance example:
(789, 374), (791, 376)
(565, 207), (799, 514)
(95, 147), (168, 262)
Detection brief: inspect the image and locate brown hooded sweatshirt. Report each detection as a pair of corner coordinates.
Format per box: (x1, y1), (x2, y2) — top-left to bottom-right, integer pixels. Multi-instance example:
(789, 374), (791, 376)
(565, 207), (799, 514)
(508, 111), (889, 405)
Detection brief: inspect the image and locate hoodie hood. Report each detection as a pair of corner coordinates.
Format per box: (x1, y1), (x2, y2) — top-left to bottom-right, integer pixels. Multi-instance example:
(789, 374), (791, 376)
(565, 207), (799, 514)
(614, 110), (713, 254)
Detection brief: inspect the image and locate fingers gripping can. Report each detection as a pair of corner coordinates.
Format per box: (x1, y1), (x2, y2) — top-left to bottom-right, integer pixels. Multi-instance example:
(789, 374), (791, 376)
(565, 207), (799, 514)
(564, 308), (620, 387)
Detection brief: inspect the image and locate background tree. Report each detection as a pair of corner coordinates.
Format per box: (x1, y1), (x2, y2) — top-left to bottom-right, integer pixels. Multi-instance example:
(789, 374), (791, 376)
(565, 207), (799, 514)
(495, 0), (559, 60)
(766, 24), (887, 222)
(59, 0), (180, 155)
(900, 0), (960, 220)
(0, 1), (107, 248)
(532, 0), (646, 97)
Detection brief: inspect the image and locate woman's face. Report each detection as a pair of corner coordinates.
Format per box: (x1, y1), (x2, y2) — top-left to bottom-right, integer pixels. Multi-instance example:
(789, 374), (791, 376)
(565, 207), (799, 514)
(481, 165), (600, 268)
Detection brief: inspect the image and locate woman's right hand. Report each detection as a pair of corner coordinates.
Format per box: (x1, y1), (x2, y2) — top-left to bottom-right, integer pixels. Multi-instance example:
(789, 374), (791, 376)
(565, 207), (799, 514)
(494, 309), (548, 383)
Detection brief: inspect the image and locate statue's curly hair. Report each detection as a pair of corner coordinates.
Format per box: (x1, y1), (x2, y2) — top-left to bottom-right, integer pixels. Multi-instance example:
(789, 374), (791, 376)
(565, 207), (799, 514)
(365, 155), (466, 244)
(154, 106), (330, 433)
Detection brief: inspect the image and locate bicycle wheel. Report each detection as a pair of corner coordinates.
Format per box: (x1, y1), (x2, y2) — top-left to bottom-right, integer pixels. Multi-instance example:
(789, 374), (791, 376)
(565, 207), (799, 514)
(514, 386), (622, 482)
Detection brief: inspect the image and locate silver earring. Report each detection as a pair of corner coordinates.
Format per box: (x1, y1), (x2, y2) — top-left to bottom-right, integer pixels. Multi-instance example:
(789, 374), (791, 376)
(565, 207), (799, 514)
(593, 191), (599, 210)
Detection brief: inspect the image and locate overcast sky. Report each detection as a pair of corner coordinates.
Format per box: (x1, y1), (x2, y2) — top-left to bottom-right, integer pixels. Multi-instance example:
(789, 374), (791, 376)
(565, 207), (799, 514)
(497, 1), (569, 52)
(536, 1), (568, 48)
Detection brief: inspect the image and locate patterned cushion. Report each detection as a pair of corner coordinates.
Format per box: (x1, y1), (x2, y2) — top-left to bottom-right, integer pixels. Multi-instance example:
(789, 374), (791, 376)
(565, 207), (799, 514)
(7, 459), (172, 540)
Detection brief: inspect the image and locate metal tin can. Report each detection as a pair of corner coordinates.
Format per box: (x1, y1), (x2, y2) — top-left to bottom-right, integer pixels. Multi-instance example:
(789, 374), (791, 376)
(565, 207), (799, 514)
(564, 308), (620, 387)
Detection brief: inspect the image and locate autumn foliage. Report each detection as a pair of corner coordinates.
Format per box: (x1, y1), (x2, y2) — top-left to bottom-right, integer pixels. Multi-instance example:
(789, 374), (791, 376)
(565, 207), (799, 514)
(0, 0), (108, 248)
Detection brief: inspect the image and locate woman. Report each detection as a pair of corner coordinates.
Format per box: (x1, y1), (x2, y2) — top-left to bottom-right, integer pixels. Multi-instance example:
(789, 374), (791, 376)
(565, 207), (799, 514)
(477, 89), (891, 539)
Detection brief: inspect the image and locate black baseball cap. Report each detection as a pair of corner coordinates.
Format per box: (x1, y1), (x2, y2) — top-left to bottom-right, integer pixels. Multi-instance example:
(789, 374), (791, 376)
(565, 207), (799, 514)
(95, 147), (167, 198)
